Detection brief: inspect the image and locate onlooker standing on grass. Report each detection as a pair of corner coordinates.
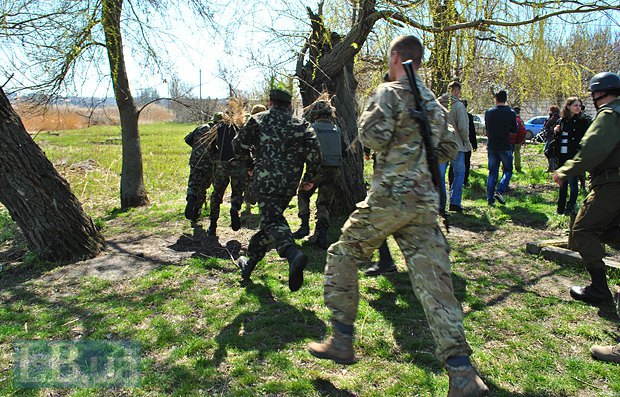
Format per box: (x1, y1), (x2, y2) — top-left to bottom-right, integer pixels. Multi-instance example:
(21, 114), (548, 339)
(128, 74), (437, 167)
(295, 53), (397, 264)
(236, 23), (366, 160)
(485, 90), (517, 206)
(511, 107), (527, 173)
(543, 106), (561, 171)
(552, 97), (590, 216)
(448, 99), (478, 189)
(439, 82), (471, 213)
(553, 72), (620, 306)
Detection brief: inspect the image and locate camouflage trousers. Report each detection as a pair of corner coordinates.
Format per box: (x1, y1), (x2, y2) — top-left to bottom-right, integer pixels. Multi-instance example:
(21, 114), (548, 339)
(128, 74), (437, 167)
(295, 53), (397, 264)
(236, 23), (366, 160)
(323, 198), (472, 363)
(297, 166), (341, 229)
(209, 172), (246, 221)
(247, 194), (296, 261)
(573, 182), (620, 271)
(186, 160), (213, 210)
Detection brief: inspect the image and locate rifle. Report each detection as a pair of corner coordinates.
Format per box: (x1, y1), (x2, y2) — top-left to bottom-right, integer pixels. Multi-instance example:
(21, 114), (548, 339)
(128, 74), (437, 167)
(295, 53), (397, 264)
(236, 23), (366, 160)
(402, 60), (449, 232)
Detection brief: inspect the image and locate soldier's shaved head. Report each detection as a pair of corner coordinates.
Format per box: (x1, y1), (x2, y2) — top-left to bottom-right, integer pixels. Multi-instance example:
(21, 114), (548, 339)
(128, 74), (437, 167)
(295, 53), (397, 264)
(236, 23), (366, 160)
(389, 35), (423, 68)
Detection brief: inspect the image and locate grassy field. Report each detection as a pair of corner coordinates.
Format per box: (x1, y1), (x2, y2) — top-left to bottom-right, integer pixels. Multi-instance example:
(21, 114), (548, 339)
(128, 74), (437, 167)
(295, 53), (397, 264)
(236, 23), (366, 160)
(0, 123), (619, 396)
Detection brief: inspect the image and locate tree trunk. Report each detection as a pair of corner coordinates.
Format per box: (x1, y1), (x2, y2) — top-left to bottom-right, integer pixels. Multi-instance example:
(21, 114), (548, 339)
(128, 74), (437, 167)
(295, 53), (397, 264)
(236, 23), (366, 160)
(296, 3), (381, 213)
(102, 0), (149, 209)
(0, 87), (105, 262)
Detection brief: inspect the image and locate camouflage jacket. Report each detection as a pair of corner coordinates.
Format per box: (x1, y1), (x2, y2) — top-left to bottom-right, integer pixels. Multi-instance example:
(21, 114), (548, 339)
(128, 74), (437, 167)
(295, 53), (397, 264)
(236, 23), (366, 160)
(359, 75), (457, 209)
(233, 107), (322, 197)
(187, 125), (214, 167)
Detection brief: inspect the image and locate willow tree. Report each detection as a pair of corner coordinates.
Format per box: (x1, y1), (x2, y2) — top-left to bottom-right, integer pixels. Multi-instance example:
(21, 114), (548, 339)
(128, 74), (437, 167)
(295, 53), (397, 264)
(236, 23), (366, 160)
(0, 87), (105, 262)
(0, 0), (213, 209)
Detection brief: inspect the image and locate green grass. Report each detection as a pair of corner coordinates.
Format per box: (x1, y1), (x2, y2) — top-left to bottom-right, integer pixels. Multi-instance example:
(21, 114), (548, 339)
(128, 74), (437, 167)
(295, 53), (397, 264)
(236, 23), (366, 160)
(1, 127), (619, 396)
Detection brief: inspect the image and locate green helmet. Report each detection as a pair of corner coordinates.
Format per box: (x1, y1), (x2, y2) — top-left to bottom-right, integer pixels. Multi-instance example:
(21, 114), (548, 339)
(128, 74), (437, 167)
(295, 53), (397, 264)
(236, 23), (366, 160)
(311, 100), (333, 118)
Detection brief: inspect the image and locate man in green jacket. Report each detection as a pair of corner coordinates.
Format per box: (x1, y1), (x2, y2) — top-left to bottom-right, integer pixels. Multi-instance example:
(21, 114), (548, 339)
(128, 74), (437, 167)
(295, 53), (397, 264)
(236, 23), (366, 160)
(554, 72), (620, 309)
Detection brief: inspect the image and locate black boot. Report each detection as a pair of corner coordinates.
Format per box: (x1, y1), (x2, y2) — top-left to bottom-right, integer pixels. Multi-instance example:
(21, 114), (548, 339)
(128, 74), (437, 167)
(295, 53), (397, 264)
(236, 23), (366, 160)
(292, 214), (310, 239)
(230, 208), (241, 231)
(570, 268), (612, 304)
(364, 241), (397, 276)
(313, 227), (329, 250)
(206, 218), (217, 236)
(184, 195), (199, 222)
(284, 245), (308, 292)
(237, 256), (258, 283)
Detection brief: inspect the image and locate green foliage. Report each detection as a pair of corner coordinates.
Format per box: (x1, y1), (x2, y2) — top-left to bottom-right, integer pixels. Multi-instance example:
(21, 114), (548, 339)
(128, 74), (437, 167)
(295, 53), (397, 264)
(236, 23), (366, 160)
(0, 210), (17, 244)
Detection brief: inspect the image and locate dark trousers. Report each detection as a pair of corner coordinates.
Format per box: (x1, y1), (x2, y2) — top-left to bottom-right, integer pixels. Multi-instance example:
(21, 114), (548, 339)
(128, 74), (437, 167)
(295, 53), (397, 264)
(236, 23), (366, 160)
(573, 182), (620, 271)
(558, 176), (578, 214)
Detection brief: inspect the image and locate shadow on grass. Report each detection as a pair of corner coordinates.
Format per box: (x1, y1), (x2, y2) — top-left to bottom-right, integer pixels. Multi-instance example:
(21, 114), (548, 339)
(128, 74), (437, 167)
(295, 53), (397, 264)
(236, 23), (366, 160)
(169, 223), (241, 265)
(207, 283), (326, 367)
(312, 378), (357, 397)
(498, 205), (549, 229)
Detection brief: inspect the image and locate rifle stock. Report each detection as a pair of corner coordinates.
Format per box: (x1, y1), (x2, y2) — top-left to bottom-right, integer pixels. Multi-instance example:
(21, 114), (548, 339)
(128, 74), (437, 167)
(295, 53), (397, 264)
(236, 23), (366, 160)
(402, 60), (449, 232)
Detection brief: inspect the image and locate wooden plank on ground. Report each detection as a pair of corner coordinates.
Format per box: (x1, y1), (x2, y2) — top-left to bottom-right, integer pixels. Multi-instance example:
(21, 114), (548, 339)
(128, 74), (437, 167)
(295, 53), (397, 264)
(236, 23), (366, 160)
(526, 239), (569, 255)
(540, 246), (620, 269)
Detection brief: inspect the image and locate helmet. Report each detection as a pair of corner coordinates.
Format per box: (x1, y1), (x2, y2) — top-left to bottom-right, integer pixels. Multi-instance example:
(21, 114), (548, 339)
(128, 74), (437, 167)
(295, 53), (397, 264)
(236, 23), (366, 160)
(212, 112), (224, 123)
(269, 89), (292, 103)
(250, 104), (267, 115)
(311, 100), (333, 118)
(588, 72), (620, 93)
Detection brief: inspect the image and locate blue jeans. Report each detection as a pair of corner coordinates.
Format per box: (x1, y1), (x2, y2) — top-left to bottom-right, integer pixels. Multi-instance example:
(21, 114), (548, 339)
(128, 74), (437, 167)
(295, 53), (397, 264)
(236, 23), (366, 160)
(487, 150), (513, 203)
(558, 176), (578, 214)
(439, 162), (448, 211)
(449, 152), (466, 207)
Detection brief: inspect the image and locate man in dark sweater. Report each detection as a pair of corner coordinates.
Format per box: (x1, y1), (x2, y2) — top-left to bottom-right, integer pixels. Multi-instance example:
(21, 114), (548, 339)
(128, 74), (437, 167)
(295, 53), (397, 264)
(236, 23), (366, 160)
(484, 90), (517, 206)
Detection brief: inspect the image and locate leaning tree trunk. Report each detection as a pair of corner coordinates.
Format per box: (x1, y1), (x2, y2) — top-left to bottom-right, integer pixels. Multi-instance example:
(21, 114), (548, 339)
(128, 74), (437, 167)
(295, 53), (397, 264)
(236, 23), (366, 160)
(296, 3), (382, 213)
(102, 0), (149, 209)
(0, 87), (105, 262)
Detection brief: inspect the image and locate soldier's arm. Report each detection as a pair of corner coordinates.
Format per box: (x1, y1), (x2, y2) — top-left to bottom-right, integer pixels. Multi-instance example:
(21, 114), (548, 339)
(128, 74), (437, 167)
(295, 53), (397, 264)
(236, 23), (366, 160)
(557, 110), (620, 179)
(359, 85), (396, 151)
(232, 118), (256, 168)
(302, 123), (322, 183)
(454, 102), (470, 144)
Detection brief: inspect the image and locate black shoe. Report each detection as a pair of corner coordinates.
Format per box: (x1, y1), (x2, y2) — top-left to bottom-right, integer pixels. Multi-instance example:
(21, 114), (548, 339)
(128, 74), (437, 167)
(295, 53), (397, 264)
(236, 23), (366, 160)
(312, 228), (329, 250)
(237, 256), (258, 282)
(206, 223), (217, 236)
(570, 285), (613, 304)
(230, 209), (241, 231)
(292, 225), (310, 239)
(364, 262), (397, 276)
(185, 196), (198, 221)
(449, 204), (464, 213)
(286, 248), (308, 292)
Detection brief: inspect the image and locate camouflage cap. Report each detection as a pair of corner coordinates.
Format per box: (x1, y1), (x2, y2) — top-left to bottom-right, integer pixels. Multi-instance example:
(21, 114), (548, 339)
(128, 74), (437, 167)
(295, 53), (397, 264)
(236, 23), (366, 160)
(251, 104), (267, 114)
(212, 112), (224, 123)
(269, 89), (292, 103)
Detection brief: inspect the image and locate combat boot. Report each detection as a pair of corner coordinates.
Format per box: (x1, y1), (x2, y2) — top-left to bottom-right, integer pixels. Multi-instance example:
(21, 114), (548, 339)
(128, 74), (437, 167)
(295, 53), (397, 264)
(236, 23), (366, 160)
(284, 245), (308, 292)
(590, 343), (620, 363)
(292, 214), (310, 239)
(237, 256), (258, 282)
(184, 195), (199, 222)
(308, 322), (355, 365)
(230, 209), (241, 231)
(445, 357), (489, 397)
(570, 268), (612, 304)
(364, 241), (397, 276)
(313, 227), (329, 250)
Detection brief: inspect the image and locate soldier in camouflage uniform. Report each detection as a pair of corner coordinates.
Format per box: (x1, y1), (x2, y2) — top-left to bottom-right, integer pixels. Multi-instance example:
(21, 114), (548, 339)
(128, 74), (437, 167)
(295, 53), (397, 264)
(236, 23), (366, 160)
(291, 100), (347, 250)
(308, 36), (488, 397)
(206, 113), (246, 236)
(242, 104), (267, 215)
(233, 89), (322, 292)
(184, 114), (219, 222)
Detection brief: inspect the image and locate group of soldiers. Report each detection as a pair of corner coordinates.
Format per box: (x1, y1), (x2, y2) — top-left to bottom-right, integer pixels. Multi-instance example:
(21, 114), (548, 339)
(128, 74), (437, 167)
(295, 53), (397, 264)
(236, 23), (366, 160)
(182, 33), (620, 396)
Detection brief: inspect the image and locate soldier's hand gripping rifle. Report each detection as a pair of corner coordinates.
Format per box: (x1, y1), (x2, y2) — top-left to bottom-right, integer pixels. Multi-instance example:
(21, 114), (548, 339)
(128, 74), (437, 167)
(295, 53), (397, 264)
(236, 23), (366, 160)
(402, 60), (449, 232)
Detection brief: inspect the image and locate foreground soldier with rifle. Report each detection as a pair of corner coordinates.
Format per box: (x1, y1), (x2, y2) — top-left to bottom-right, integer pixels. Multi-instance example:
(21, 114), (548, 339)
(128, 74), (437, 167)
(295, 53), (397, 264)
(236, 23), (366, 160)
(308, 35), (488, 396)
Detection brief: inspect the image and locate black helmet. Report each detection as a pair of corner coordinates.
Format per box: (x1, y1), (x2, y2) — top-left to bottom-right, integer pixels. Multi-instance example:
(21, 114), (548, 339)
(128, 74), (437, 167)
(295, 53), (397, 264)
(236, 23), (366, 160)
(588, 72), (620, 93)
(311, 100), (333, 118)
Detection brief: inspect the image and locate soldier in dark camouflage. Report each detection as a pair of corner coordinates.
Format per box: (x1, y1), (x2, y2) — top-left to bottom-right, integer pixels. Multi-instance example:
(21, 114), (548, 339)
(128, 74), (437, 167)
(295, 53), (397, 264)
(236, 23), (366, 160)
(291, 100), (347, 250)
(308, 36), (488, 397)
(205, 113), (246, 236)
(184, 114), (220, 222)
(233, 89), (322, 292)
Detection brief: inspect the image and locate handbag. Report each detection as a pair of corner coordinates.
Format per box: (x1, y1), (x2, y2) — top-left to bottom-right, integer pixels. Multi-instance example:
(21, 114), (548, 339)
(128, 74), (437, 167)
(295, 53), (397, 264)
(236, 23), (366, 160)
(544, 139), (557, 159)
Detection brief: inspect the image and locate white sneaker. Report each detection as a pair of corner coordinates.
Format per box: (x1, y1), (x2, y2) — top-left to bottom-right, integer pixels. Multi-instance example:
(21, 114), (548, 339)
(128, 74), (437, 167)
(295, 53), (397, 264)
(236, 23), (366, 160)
(494, 192), (506, 205)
